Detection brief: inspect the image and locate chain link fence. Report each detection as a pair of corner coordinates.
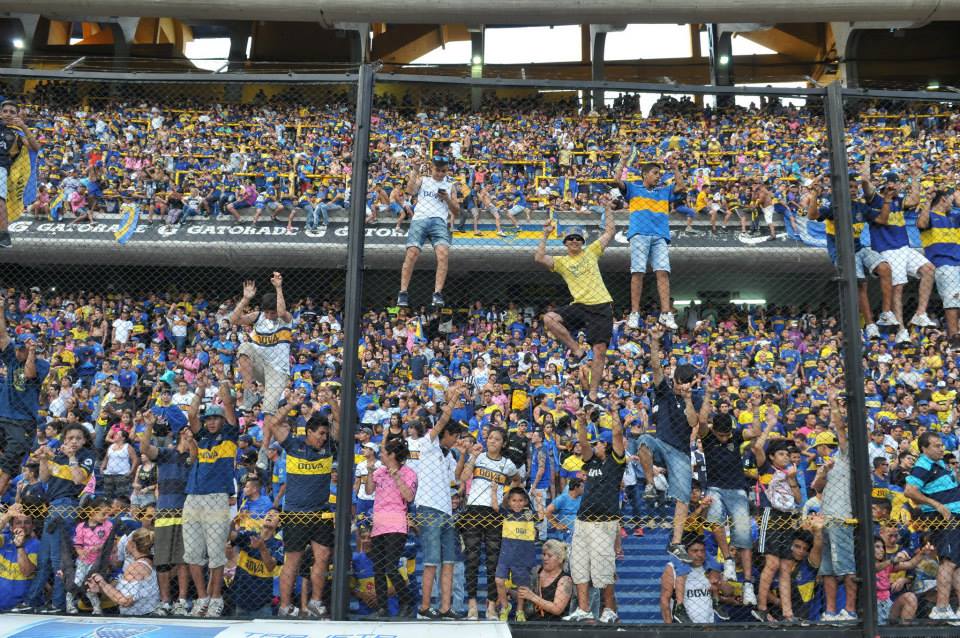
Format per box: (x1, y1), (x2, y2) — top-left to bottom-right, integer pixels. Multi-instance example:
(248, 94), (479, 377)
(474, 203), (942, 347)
(0, 65), (954, 633)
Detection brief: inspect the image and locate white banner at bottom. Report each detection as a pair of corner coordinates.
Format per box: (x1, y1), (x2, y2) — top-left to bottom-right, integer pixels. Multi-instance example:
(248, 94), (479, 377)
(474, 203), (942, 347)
(0, 615), (513, 638)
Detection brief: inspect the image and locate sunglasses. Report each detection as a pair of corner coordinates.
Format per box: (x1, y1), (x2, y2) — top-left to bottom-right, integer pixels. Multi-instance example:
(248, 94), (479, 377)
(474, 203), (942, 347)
(564, 235), (585, 243)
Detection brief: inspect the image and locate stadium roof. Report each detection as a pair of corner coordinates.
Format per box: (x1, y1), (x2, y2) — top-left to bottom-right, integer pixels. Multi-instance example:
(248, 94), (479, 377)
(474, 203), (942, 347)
(9, 0), (960, 25)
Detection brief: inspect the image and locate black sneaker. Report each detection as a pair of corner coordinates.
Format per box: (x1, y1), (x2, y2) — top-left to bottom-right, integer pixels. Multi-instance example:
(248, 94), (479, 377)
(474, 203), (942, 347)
(398, 603), (415, 618)
(38, 604), (65, 614)
(431, 291), (445, 307)
(0, 231), (11, 248)
(751, 608), (776, 623)
(10, 602), (34, 613)
(417, 607), (442, 620)
(439, 608), (466, 620)
(667, 543), (692, 563)
(397, 291), (410, 307)
(673, 602), (692, 624)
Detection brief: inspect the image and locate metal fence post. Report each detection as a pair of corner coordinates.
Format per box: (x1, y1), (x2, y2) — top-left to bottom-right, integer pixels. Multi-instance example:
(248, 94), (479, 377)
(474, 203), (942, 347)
(330, 61), (376, 621)
(824, 80), (877, 638)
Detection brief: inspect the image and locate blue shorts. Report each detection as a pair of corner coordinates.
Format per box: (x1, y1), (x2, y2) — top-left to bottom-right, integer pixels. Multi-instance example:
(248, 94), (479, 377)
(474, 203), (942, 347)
(933, 528), (960, 565)
(818, 522), (856, 576)
(637, 434), (691, 503)
(232, 201), (254, 210)
(495, 542), (536, 587)
(629, 234), (671, 274)
(705, 487), (752, 549)
(418, 506), (458, 566)
(406, 217), (451, 250)
(0, 166), (8, 200)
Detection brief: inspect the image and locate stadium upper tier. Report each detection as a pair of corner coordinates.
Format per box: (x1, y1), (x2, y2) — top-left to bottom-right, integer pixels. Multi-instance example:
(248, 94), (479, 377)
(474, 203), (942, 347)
(3, 83), (956, 270)
(10, 0), (960, 24)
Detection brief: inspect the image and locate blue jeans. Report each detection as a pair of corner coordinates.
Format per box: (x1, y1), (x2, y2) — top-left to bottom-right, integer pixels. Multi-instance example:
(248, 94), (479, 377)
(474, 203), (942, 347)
(306, 203), (329, 229)
(28, 500), (77, 608)
(94, 423), (109, 452)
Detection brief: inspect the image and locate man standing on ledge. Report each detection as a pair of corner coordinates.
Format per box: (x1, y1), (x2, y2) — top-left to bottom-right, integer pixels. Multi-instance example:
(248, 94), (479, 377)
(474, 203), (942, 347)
(0, 100), (42, 248)
(398, 157), (460, 309)
(615, 146), (684, 331)
(535, 204), (616, 407)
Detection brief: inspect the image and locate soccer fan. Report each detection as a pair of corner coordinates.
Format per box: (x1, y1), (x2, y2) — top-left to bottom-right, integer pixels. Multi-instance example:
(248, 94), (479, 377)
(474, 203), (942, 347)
(615, 150), (685, 331)
(917, 188), (960, 347)
(267, 388), (340, 619)
(0, 99), (42, 248)
(636, 324), (703, 563)
(0, 504), (39, 611)
(398, 158), (460, 308)
(535, 206), (616, 406)
(563, 404), (626, 624)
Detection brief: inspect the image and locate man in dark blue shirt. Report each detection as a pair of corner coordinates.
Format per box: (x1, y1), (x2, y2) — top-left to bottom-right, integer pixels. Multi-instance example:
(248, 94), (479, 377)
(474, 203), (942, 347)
(0, 313), (50, 498)
(636, 324), (705, 563)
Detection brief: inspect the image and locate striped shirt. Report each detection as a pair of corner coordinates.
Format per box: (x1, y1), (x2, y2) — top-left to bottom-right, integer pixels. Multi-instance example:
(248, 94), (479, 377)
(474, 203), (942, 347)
(186, 423), (239, 495)
(45, 448), (96, 502)
(920, 209), (960, 268)
(906, 453), (960, 514)
(625, 182), (674, 241)
(279, 435), (335, 512)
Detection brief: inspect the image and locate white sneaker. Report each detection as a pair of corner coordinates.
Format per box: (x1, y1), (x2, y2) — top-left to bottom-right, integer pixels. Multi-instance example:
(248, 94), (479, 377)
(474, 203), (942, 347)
(821, 611), (840, 622)
(723, 559), (737, 582)
(65, 593), (78, 615)
(190, 597), (209, 617)
(929, 606), (957, 621)
(205, 598), (224, 618)
(864, 323), (880, 339)
(910, 313), (938, 328)
(895, 328), (911, 344)
(151, 602), (170, 617)
(877, 311), (899, 326)
(563, 607), (594, 622)
(172, 599), (188, 616)
(742, 581), (757, 607)
(627, 312), (640, 329)
(659, 312), (678, 331)
(599, 608), (619, 624)
(835, 609), (857, 621)
(305, 599), (327, 618)
(278, 604), (298, 617)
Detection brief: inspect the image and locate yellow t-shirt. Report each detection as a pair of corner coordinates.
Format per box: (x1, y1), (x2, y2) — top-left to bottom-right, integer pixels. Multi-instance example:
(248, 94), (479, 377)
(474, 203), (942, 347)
(551, 241), (613, 306)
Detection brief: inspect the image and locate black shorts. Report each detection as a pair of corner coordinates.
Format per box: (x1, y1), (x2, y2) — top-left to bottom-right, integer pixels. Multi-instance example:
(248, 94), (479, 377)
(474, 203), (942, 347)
(282, 512), (334, 552)
(0, 418), (33, 478)
(556, 303), (613, 346)
(758, 508), (799, 559)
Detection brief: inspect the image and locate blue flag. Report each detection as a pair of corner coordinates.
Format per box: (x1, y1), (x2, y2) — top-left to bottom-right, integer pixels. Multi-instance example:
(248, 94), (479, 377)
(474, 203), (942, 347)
(48, 191), (65, 221)
(6, 128), (38, 223)
(114, 202), (140, 244)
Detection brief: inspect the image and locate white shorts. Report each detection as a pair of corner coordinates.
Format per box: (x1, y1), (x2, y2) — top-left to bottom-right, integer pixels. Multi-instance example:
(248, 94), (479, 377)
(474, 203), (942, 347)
(181, 493), (231, 569)
(937, 265), (960, 309)
(570, 519), (618, 588)
(881, 246), (931, 286)
(237, 341), (288, 415)
(856, 247), (886, 280)
(762, 204), (775, 225)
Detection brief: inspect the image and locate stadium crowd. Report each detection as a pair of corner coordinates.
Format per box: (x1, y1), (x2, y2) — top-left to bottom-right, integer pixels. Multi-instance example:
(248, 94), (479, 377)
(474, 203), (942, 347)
(8, 83), (960, 243)
(0, 268), (958, 626)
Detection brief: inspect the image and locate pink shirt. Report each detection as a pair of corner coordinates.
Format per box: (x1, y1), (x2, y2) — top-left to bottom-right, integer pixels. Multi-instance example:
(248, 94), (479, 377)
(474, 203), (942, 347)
(371, 465), (417, 537)
(74, 519), (114, 565)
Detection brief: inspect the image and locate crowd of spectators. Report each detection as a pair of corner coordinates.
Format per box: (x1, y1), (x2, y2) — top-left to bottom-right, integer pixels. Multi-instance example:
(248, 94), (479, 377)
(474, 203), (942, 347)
(1, 275), (960, 626)
(14, 82), (960, 242)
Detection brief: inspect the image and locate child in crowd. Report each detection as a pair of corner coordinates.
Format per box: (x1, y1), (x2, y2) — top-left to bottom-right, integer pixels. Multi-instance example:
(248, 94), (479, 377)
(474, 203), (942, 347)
(495, 487), (540, 622)
(67, 497), (113, 614)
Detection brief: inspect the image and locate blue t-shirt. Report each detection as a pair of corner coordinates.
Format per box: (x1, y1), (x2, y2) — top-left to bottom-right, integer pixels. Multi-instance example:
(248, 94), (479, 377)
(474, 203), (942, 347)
(547, 490), (582, 539)
(0, 343), (50, 422)
(625, 182), (674, 241)
(653, 379), (702, 452)
(864, 194), (910, 252)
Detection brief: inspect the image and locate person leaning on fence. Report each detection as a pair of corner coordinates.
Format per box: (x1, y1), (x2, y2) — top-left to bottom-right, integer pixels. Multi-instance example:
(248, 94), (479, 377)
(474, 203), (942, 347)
(563, 402), (626, 624)
(635, 323), (702, 564)
(660, 538), (723, 624)
(0, 99), (42, 248)
(535, 204), (616, 407)
(181, 369), (239, 618)
(0, 503), (38, 612)
(904, 431), (960, 623)
(138, 410), (193, 616)
(810, 386), (858, 622)
(412, 383), (468, 620)
(397, 157), (460, 309)
(916, 187), (960, 348)
(229, 507), (282, 618)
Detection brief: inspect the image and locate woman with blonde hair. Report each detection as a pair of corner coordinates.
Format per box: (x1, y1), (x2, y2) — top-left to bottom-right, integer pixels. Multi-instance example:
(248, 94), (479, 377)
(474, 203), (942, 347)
(516, 539), (574, 621)
(85, 528), (160, 615)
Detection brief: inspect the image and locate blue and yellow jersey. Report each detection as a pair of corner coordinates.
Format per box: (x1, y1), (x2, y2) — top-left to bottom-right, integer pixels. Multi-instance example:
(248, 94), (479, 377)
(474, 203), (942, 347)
(864, 194), (910, 252)
(279, 435), (335, 512)
(45, 448), (96, 502)
(232, 530), (282, 610)
(625, 181), (674, 241)
(186, 423), (239, 495)
(920, 208), (960, 268)
(0, 530), (40, 609)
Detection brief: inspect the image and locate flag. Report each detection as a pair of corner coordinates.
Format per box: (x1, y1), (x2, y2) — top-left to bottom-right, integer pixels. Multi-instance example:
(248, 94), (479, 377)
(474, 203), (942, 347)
(114, 202), (140, 244)
(413, 317), (424, 340)
(48, 191), (65, 221)
(5, 130), (38, 223)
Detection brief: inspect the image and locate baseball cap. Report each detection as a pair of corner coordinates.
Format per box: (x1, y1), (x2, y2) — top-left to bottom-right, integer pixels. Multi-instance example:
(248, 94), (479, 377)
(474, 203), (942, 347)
(15, 334), (35, 347)
(563, 226), (587, 242)
(202, 405), (225, 420)
(268, 441), (283, 453)
(363, 441), (380, 452)
(814, 432), (839, 448)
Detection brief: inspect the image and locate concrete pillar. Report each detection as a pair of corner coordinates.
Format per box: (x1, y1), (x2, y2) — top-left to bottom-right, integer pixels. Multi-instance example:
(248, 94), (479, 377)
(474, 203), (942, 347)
(830, 22), (859, 88)
(12, 14), (41, 71)
(470, 28), (483, 111)
(590, 29), (606, 113)
(708, 24), (734, 107)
